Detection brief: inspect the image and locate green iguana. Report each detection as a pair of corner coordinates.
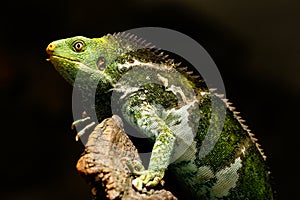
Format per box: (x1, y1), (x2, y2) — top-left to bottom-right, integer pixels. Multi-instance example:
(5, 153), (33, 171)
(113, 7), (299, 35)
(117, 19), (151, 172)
(46, 32), (274, 199)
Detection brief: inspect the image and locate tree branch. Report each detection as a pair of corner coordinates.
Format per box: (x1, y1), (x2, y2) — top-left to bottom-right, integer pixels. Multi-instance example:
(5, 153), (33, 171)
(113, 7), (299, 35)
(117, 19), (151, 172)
(76, 115), (177, 200)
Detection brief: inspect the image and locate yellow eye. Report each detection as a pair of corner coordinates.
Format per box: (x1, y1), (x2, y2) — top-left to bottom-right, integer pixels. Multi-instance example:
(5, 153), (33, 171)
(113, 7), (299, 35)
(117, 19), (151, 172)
(73, 41), (84, 51)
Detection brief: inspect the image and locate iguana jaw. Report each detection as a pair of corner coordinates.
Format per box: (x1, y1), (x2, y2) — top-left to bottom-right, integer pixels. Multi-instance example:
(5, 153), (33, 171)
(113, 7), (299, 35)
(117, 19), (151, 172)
(47, 54), (80, 63)
(48, 54), (109, 87)
(47, 55), (84, 85)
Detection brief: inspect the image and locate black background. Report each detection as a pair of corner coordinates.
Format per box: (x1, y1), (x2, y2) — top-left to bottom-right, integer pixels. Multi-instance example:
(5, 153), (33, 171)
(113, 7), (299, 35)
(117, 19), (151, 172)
(1, 0), (299, 199)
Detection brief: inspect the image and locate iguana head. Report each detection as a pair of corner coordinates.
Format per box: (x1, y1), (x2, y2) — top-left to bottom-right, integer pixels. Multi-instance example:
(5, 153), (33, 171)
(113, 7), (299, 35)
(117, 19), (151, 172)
(46, 34), (158, 86)
(46, 36), (118, 85)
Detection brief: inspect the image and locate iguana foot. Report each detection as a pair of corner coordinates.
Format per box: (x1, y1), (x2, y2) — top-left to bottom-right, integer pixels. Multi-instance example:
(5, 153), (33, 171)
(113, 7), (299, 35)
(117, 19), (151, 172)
(71, 112), (96, 141)
(74, 121), (96, 141)
(124, 159), (164, 191)
(132, 169), (164, 191)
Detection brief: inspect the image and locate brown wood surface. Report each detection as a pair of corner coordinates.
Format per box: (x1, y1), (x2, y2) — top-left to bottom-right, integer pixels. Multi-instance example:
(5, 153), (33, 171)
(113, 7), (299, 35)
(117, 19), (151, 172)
(76, 115), (177, 200)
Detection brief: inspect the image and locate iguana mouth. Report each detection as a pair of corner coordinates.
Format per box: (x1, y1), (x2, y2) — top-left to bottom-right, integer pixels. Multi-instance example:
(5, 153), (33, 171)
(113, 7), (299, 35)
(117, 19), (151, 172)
(47, 54), (80, 62)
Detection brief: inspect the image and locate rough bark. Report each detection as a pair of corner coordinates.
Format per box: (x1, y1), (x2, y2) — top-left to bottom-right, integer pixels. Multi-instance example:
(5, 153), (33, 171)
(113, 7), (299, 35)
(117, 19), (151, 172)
(76, 115), (177, 200)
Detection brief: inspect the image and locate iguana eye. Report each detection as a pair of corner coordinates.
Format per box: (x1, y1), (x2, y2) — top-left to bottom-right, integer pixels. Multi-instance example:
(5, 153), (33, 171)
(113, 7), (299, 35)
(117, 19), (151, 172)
(73, 41), (84, 52)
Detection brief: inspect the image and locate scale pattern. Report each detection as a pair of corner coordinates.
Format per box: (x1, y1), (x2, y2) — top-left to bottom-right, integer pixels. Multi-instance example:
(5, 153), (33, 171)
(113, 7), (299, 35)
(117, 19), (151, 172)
(46, 33), (274, 199)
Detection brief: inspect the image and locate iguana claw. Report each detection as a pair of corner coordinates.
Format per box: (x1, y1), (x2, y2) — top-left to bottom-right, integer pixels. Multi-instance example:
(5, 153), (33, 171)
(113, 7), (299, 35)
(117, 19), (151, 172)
(71, 116), (91, 130)
(72, 111), (96, 141)
(75, 121), (96, 141)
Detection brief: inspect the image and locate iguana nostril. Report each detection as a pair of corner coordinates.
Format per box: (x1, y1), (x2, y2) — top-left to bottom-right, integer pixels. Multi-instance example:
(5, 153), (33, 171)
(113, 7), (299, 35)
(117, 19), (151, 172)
(46, 43), (55, 53)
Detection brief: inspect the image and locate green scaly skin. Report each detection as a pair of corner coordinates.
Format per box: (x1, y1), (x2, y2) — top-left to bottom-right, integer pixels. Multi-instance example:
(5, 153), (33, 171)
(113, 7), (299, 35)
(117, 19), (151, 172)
(46, 33), (274, 199)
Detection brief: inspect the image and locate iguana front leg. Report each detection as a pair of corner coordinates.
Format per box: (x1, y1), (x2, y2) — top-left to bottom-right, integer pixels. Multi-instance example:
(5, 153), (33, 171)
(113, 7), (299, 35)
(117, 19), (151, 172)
(123, 101), (176, 190)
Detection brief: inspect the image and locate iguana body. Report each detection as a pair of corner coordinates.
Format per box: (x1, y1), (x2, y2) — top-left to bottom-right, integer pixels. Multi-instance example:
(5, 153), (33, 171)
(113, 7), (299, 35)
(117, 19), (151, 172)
(46, 33), (274, 199)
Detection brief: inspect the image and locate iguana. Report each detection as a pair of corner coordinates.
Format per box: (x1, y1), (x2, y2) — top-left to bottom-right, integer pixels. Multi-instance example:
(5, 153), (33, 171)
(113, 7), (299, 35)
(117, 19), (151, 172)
(46, 32), (274, 199)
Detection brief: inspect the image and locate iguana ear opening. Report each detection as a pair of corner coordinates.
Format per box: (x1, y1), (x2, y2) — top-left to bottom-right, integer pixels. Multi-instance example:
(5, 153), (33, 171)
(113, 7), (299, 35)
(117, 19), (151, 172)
(97, 56), (106, 70)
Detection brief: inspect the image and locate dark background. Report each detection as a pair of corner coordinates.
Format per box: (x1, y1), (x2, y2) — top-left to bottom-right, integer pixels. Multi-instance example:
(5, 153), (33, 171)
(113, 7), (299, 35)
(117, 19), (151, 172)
(1, 0), (299, 199)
